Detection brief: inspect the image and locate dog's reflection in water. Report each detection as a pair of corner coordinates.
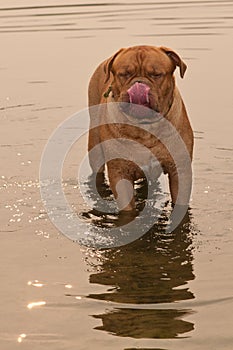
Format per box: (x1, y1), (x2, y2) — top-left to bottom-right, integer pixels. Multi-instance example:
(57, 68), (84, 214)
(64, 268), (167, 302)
(80, 177), (196, 339)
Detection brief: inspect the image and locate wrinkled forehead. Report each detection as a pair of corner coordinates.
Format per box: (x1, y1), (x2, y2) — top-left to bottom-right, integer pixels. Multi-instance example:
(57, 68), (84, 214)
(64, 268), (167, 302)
(113, 47), (173, 72)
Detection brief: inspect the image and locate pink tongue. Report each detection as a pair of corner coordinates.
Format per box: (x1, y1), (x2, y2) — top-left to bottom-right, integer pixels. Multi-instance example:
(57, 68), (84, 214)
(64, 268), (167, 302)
(127, 82), (150, 105)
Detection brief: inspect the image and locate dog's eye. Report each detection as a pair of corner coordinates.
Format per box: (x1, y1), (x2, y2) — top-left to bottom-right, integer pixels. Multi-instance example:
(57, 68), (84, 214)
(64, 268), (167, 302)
(148, 72), (163, 79)
(118, 71), (132, 78)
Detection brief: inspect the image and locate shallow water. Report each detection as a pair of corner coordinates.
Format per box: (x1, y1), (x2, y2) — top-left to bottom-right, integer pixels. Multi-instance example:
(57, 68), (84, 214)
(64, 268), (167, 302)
(0, 1), (233, 349)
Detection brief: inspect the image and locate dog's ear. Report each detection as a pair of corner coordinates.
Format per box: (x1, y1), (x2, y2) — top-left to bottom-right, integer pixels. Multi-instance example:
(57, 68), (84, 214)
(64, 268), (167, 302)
(160, 47), (187, 78)
(104, 48), (125, 83)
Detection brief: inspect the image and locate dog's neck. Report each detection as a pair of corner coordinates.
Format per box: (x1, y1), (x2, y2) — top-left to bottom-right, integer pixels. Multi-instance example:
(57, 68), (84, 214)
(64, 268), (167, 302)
(166, 87), (184, 125)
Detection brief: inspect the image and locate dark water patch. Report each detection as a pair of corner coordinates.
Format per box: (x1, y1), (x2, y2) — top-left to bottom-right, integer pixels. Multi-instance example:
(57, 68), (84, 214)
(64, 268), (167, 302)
(31, 106), (64, 112)
(156, 20), (224, 25)
(0, 11), (105, 19)
(93, 308), (194, 339)
(181, 25), (233, 29)
(134, 32), (223, 37)
(0, 26), (124, 34)
(0, 23), (76, 29)
(65, 35), (95, 39)
(151, 16), (233, 27)
(0, 3), (115, 12)
(152, 16), (233, 20)
(0, 103), (35, 111)
(216, 147), (233, 152)
(0, 143), (34, 147)
(28, 81), (48, 84)
(86, 211), (195, 304)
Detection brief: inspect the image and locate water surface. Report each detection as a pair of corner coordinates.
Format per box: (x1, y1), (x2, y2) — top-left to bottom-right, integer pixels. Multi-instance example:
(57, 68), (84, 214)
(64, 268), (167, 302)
(0, 1), (233, 349)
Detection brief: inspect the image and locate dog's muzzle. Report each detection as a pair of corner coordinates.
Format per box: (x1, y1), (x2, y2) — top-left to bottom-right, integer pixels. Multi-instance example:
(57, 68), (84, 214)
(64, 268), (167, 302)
(119, 82), (162, 122)
(127, 82), (150, 106)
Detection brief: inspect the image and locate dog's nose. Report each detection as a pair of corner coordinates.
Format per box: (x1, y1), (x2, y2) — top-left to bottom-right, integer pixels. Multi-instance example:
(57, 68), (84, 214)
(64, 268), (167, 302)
(127, 82), (150, 105)
(132, 79), (150, 87)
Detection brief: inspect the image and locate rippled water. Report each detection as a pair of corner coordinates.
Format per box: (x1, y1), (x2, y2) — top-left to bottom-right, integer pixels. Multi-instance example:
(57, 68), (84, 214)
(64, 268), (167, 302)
(0, 1), (233, 349)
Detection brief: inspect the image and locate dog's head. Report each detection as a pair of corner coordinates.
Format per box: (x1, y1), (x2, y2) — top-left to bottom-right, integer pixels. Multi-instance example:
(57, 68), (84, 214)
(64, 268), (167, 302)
(104, 45), (187, 122)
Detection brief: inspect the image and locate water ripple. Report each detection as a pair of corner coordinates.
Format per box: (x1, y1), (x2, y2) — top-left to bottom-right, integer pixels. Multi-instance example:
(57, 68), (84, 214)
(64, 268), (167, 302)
(0, 0), (232, 37)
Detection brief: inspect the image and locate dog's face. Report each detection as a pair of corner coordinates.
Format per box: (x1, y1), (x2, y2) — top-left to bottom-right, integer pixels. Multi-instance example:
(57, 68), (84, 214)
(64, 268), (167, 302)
(105, 46), (187, 122)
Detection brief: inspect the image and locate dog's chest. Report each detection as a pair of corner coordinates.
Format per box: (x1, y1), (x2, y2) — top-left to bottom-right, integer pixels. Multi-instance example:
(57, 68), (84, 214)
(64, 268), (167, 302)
(103, 138), (162, 179)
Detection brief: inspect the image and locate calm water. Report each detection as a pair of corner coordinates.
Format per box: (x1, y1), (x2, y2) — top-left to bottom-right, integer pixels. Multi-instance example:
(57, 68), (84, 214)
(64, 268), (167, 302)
(0, 1), (233, 349)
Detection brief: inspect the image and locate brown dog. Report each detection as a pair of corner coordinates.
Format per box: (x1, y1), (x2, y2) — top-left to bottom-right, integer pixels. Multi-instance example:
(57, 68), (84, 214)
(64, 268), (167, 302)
(88, 45), (193, 212)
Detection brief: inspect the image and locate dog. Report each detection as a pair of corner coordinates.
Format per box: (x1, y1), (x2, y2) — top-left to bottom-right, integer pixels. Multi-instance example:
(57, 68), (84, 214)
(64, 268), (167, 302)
(88, 45), (193, 213)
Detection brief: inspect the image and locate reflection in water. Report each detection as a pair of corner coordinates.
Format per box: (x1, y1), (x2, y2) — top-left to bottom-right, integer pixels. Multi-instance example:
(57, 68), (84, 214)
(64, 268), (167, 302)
(27, 301), (46, 309)
(93, 308), (193, 339)
(17, 334), (27, 343)
(88, 215), (195, 304)
(86, 209), (196, 339)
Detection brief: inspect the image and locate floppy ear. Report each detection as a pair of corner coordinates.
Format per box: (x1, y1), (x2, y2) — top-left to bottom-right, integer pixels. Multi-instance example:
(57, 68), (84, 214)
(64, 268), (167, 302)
(160, 46), (187, 78)
(104, 48), (125, 83)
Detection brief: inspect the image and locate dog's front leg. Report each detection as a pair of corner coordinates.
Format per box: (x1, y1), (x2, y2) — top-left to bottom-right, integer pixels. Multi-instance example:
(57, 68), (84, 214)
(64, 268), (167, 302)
(88, 127), (105, 175)
(168, 163), (192, 206)
(167, 164), (192, 230)
(107, 162), (135, 212)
